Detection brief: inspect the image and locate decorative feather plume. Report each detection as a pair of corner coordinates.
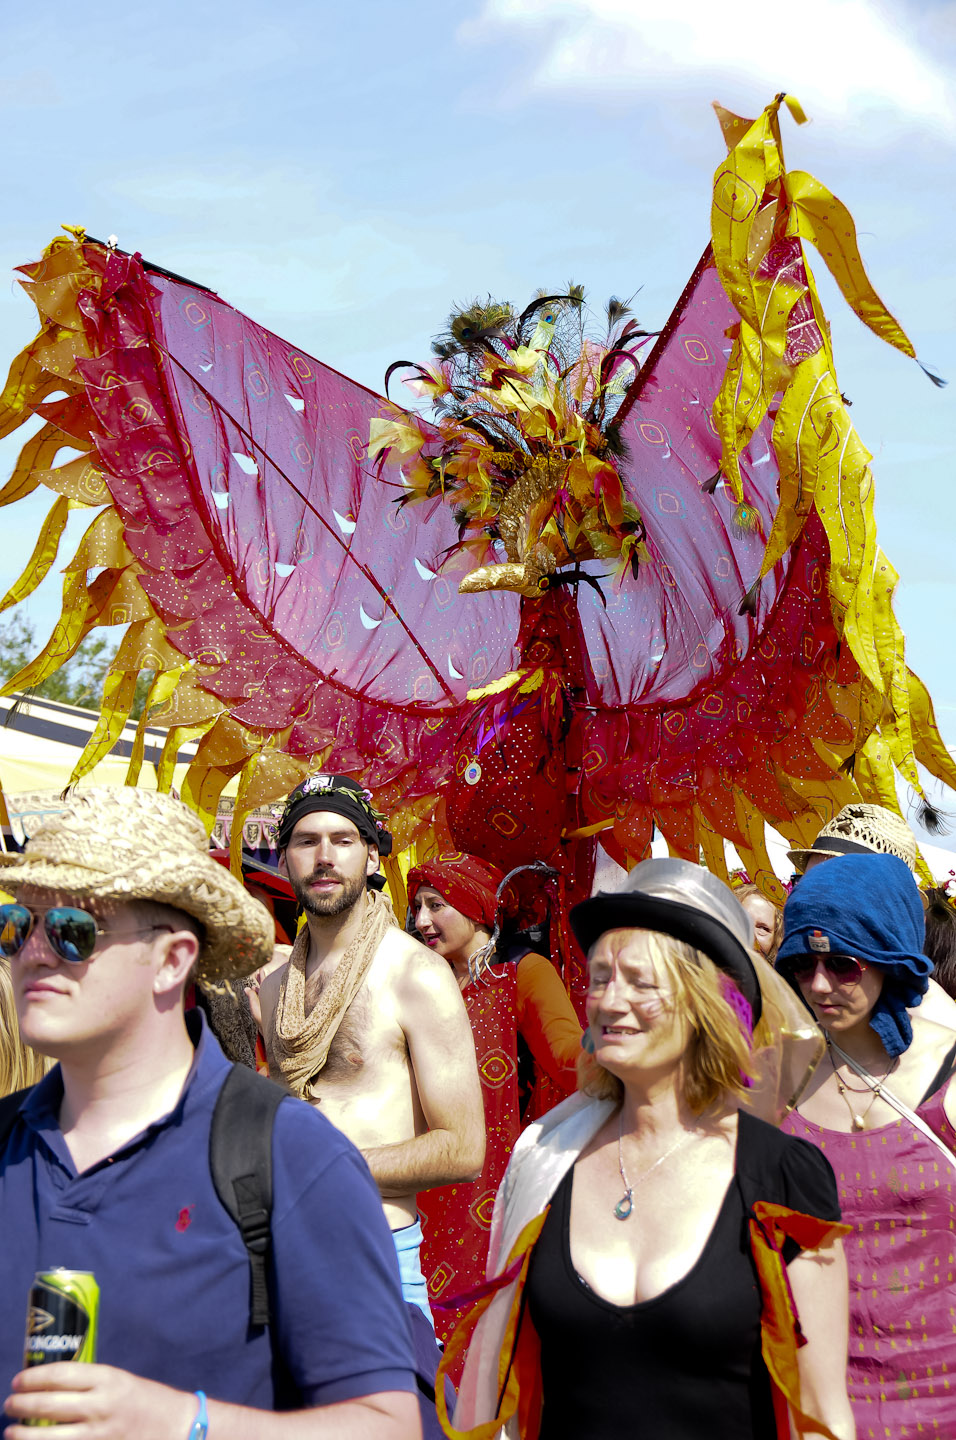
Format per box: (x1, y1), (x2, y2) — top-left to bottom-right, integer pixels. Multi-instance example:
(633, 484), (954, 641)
(602, 421), (628, 460)
(517, 290), (584, 329)
(731, 501), (761, 534)
(384, 360), (416, 399)
(373, 282), (654, 598)
(606, 296), (632, 326)
(438, 299), (514, 354)
(738, 578), (762, 616)
(917, 798), (951, 835)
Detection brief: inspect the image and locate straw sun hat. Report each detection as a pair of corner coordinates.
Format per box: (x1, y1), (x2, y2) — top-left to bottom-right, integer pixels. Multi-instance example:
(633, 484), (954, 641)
(0, 787), (274, 982)
(785, 803), (917, 874)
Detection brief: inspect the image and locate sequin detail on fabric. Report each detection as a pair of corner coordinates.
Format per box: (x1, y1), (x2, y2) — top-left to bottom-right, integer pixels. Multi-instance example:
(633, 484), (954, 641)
(419, 966), (520, 1379)
(783, 1083), (956, 1435)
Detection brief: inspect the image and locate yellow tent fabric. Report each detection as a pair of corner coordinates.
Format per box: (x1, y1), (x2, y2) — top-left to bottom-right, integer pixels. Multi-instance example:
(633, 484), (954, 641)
(0, 724), (193, 799)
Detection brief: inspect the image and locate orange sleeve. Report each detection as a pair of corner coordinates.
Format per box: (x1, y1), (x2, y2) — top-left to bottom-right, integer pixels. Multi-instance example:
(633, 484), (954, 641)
(515, 951), (583, 1086)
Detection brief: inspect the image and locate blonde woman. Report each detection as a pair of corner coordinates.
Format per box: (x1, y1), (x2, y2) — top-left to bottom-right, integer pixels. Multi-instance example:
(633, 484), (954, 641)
(0, 958), (51, 1095)
(736, 882), (784, 964)
(442, 859), (854, 1440)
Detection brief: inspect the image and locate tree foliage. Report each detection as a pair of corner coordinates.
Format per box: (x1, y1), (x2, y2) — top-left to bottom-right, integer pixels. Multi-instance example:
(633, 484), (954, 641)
(0, 614), (154, 720)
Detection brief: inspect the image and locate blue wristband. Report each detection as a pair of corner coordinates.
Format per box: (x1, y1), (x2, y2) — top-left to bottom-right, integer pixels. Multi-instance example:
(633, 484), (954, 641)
(188, 1391), (208, 1440)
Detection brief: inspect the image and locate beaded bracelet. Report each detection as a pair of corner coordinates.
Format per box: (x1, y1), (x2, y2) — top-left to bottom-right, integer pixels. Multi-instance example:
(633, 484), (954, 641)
(187, 1390), (209, 1440)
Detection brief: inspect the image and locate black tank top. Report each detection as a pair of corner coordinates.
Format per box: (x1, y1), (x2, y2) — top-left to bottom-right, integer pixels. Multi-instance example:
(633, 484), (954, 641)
(525, 1110), (840, 1440)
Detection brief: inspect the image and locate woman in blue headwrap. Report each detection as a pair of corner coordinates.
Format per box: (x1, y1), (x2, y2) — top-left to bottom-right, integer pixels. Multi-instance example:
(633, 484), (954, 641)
(776, 852), (956, 1439)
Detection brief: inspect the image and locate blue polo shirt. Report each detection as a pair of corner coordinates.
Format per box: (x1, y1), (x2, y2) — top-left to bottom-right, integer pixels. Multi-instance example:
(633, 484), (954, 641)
(0, 1013), (416, 1427)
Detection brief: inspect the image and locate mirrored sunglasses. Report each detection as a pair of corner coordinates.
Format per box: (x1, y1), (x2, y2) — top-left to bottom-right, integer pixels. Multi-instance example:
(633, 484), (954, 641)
(0, 904), (170, 965)
(784, 953), (869, 986)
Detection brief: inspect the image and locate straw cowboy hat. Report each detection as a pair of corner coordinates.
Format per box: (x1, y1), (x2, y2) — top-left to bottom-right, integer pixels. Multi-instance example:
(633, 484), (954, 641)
(786, 803), (917, 874)
(0, 786), (273, 982)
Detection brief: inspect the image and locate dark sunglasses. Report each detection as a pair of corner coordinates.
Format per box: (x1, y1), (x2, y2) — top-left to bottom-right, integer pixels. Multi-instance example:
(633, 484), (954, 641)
(783, 953), (869, 986)
(0, 904), (171, 965)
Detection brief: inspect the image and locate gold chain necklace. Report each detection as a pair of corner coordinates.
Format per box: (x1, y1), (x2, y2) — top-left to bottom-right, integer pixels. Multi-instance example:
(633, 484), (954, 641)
(827, 1037), (898, 1132)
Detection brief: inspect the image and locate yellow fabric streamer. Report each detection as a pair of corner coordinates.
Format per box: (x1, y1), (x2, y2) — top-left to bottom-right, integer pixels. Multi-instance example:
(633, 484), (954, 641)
(0, 337), (76, 442)
(68, 618), (185, 785)
(908, 670), (956, 791)
(228, 748), (311, 877)
(0, 494), (70, 614)
(787, 173), (915, 358)
(71, 668), (143, 785)
(733, 791), (790, 906)
(125, 665), (189, 786)
(146, 664), (222, 729)
(708, 94), (948, 853)
(0, 425), (85, 508)
(178, 716), (266, 832)
(157, 721), (217, 796)
(0, 568), (93, 697)
(696, 813), (732, 887)
(381, 856), (408, 918)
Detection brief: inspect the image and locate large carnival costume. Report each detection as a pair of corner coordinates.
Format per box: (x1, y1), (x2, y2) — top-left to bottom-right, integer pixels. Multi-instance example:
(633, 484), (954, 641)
(0, 87), (950, 1440)
(0, 95), (951, 1002)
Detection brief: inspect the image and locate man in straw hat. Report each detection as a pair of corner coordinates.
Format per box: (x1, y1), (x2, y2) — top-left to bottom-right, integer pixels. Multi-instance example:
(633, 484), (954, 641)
(256, 777), (484, 1410)
(0, 786), (421, 1438)
(787, 801), (918, 874)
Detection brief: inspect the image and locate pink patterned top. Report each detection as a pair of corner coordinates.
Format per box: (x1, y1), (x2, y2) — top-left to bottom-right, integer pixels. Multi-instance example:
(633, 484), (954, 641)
(783, 1082), (956, 1438)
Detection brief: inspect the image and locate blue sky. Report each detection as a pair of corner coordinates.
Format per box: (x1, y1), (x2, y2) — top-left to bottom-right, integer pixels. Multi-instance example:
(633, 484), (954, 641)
(0, 0), (952, 793)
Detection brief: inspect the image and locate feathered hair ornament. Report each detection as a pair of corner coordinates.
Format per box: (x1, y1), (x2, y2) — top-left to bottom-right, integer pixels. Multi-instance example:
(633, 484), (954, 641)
(368, 285), (655, 597)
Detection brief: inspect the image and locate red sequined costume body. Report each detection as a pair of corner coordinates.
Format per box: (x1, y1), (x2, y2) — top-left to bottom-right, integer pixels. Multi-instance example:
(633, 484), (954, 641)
(420, 965), (520, 1355)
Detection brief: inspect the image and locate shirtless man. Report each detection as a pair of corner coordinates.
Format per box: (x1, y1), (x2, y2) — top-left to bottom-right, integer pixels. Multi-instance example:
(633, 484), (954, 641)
(256, 775), (485, 1394)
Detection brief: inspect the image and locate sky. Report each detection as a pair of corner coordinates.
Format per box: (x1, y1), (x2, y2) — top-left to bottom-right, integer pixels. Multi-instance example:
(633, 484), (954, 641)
(0, 0), (953, 815)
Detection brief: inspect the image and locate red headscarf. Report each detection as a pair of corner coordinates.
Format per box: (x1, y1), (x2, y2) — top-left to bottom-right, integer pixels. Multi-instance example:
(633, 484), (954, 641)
(407, 852), (504, 929)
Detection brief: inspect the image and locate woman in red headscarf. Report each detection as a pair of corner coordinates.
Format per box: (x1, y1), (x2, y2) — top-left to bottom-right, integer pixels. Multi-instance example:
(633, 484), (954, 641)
(406, 853), (582, 1357)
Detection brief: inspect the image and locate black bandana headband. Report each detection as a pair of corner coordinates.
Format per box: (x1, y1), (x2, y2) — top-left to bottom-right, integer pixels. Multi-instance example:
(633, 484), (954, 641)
(275, 775), (393, 856)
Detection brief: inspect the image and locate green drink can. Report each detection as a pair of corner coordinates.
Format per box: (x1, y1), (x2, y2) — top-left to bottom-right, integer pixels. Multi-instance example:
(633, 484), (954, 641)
(24, 1270), (99, 1367)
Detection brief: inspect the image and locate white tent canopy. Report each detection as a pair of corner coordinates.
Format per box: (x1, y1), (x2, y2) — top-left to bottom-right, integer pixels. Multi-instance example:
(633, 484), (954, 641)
(0, 692), (202, 844)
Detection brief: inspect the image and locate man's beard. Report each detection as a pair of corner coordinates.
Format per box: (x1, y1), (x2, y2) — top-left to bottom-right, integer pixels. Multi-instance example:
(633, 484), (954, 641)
(289, 867), (367, 919)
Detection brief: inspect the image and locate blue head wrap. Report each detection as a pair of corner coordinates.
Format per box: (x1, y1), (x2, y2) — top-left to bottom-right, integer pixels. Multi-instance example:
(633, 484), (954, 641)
(776, 853), (930, 1057)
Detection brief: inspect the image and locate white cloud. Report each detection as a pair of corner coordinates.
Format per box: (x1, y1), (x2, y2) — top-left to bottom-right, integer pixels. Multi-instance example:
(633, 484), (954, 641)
(80, 161), (508, 393)
(465, 0), (955, 135)
(99, 163), (471, 317)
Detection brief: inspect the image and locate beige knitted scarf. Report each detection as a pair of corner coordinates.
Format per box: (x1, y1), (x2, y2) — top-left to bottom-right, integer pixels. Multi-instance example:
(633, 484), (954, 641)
(271, 888), (397, 1098)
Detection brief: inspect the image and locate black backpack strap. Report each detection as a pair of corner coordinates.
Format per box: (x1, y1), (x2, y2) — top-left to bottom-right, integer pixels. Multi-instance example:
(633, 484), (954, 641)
(0, 1087), (33, 1155)
(919, 1038), (956, 1107)
(209, 1065), (287, 1328)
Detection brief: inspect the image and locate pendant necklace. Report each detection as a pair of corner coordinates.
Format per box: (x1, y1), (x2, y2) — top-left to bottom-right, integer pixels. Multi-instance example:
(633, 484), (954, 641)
(826, 1036), (898, 1132)
(614, 1109), (694, 1220)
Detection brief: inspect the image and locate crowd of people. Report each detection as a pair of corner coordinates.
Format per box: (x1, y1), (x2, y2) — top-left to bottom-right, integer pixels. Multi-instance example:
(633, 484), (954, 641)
(0, 780), (953, 1439)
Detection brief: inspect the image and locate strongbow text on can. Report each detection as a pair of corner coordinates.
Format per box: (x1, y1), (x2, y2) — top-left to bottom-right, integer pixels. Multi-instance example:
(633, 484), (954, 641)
(24, 1270), (99, 1367)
